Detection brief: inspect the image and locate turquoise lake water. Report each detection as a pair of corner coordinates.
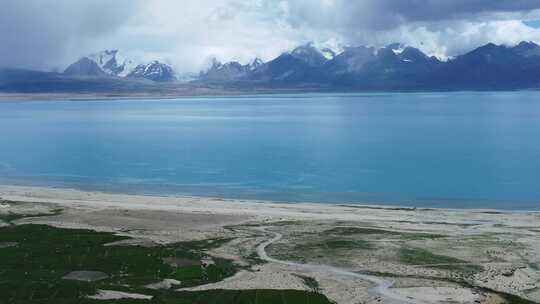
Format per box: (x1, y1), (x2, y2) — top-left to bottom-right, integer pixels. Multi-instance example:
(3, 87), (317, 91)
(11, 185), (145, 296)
(1, 92), (540, 209)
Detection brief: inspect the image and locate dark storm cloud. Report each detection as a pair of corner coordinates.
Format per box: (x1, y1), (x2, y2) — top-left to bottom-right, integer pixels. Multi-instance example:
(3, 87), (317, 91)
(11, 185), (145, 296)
(0, 0), (140, 70)
(370, 0), (540, 24)
(283, 0), (540, 31)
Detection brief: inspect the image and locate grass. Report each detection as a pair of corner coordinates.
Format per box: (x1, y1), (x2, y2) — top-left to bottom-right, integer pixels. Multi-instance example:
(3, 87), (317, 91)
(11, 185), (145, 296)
(0, 224), (236, 302)
(0, 224), (333, 304)
(293, 274), (321, 293)
(266, 226), (445, 264)
(267, 244), (308, 263)
(73, 289), (333, 304)
(0, 208), (63, 225)
(323, 226), (444, 240)
(323, 227), (397, 236)
(319, 239), (373, 250)
(399, 232), (446, 240)
(267, 237), (373, 264)
(399, 246), (483, 273)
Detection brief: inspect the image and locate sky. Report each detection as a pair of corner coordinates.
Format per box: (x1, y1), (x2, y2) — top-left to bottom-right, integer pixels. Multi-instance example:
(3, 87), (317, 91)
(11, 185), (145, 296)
(3, 0), (540, 73)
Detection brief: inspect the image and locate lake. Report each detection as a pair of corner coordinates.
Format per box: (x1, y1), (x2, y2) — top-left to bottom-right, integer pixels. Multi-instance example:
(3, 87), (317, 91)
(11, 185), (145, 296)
(1, 92), (540, 209)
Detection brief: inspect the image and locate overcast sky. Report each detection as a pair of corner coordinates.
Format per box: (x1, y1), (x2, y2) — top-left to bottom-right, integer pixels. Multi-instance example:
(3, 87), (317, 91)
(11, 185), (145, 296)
(3, 0), (540, 73)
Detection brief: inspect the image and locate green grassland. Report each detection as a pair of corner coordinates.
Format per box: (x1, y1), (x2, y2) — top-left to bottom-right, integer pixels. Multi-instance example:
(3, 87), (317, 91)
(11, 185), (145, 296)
(0, 224), (236, 301)
(0, 223), (332, 304)
(267, 225), (445, 263)
(399, 246), (483, 273)
(0, 205), (63, 226)
(267, 236), (373, 264)
(323, 226), (445, 240)
(72, 289), (332, 304)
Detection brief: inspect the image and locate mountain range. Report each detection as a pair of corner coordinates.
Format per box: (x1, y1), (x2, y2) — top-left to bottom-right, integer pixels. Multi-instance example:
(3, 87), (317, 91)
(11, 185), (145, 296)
(198, 41), (540, 91)
(64, 50), (176, 82)
(2, 41), (540, 93)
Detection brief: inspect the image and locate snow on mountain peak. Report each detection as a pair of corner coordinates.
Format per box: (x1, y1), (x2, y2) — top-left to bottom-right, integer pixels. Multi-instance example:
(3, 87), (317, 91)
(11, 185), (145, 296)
(248, 58), (264, 71)
(389, 44), (406, 55)
(65, 50), (176, 82)
(84, 49), (136, 77)
(127, 61), (176, 82)
(290, 43), (329, 66)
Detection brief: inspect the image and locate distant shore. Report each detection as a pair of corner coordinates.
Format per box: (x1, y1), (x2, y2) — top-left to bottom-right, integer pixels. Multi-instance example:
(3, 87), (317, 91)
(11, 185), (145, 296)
(0, 184), (536, 221)
(0, 91), (239, 102)
(0, 87), (333, 102)
(1, 89), (535, 102)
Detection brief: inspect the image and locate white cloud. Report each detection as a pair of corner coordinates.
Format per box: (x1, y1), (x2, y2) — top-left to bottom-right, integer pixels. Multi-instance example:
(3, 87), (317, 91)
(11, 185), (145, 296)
(375, 20), (540, 60)
(3, 0), (540, 73)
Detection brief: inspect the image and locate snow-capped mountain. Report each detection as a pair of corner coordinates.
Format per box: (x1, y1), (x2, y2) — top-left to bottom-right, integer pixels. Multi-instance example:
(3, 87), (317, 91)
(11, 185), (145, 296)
(126, 61), (176, 82)
(199, 43), (335, 85)
(87, 50), (136, 77)
(64, 50), (176, 82)
(199, 57), (265, 82)
(196, 41), (540, 90)
(326, 43), (440, 79)
(6, 41), (540, 92)
(513, 41), (540, 57)
(288, 43), (329, 67)
(320, 48), (337, 60)
(248, 58), (264, 71)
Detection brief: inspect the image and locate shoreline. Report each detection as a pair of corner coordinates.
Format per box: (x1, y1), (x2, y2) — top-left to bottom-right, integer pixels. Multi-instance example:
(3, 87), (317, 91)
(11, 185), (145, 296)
(0, 183), (538, 215)
(2, 183), (540, 303)
(0, 89), (535, 102)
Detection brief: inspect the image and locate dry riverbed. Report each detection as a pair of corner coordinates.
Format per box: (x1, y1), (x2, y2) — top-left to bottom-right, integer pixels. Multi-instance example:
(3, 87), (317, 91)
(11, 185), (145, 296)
(1, 184), (539, 304)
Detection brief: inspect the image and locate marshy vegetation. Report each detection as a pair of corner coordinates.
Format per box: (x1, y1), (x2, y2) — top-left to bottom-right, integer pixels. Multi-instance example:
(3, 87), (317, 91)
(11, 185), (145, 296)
(398, 246), (483, 273)
(0, 215), (333, 303)
(0, 224), (236, 301)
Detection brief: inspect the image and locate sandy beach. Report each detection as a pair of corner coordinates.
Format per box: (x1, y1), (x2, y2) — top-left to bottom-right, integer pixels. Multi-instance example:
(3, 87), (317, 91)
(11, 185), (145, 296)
(1, 184), (539, 304)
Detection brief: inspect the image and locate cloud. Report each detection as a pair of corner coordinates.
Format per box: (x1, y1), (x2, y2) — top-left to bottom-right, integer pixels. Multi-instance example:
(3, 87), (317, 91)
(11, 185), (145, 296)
(3, 0), (540, 73)
(96, 0), (313, 73)
(0, 0), (141, 71)
(274, 0), (540, 58)
(280, 0), (540, 31)
(374, 20), (540, 60)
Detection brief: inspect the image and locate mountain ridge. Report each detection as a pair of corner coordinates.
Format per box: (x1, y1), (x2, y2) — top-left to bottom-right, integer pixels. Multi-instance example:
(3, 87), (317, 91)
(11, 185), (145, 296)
(63, 50), (176, 82)
(196, 41), (540, 90)
(3, 41), (540, 93)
